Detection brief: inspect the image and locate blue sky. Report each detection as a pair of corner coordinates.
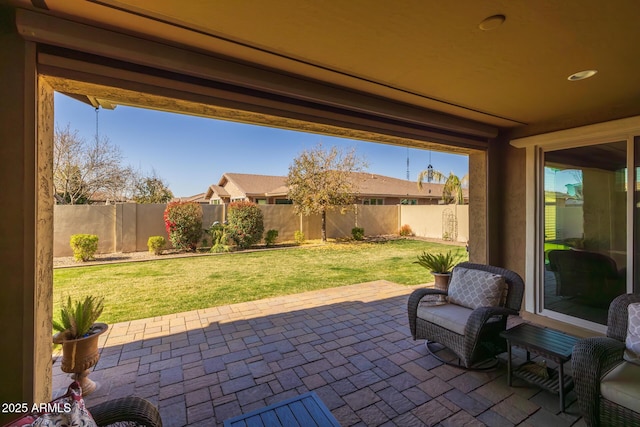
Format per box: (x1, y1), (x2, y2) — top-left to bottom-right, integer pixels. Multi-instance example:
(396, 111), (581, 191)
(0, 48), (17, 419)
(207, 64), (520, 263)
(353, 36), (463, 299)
(54, 92), (468, 197)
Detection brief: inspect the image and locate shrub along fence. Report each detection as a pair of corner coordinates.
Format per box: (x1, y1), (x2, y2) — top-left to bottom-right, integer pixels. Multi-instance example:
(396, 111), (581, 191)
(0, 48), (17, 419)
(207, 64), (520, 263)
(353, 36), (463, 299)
(53, 203), (469, 256)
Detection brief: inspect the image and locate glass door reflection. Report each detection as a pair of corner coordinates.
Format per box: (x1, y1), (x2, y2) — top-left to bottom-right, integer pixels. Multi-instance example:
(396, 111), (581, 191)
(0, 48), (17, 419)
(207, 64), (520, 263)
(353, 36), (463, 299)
(543, 141), (627, 325)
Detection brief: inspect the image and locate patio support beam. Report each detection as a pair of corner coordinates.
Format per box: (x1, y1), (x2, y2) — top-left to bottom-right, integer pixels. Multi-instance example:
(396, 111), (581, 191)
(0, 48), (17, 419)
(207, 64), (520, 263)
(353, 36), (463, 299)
(0, 7), (53, 421)
(468, 151), (488, 264)
(16, 8), (496, 150)
(488, 133), (527, 276)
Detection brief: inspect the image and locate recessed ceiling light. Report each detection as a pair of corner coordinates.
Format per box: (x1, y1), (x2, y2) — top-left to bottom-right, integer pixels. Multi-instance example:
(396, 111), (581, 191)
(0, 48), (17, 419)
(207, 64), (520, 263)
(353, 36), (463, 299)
(568, 70), (598, 81)
(479, 15), (506, 31)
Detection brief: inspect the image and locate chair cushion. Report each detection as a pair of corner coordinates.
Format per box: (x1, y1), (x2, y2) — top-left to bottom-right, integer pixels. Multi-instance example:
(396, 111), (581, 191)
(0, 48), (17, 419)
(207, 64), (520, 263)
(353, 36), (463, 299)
(601, 361), (640, 414)
(416, 302), (473, 335)
(6, 382), (97, 427)
(624, 302), (640, 365)
(447, 267), (506, 310)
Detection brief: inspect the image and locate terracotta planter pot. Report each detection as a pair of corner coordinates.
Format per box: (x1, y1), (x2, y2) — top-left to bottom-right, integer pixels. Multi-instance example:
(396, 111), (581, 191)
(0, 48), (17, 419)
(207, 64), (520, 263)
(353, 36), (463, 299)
(60, 323), (108, 372)
(60, 323), (108, 395)
(432, 272), (452, 292)
(432, 272), (452, 302)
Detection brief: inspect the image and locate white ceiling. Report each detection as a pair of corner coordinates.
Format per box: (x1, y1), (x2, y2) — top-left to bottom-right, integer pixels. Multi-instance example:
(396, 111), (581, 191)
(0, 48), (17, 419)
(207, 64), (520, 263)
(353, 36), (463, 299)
(13, 0), (640, 136)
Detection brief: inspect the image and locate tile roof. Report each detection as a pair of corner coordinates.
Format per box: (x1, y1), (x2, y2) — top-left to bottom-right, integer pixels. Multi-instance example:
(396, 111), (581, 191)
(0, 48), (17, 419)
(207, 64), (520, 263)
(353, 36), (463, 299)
(212, 172), (468, 200)
(219, 173), (288, 196)
(172, 192), (208, 203)
(349, 172), (443, 198)
(205, 185), (230, 199)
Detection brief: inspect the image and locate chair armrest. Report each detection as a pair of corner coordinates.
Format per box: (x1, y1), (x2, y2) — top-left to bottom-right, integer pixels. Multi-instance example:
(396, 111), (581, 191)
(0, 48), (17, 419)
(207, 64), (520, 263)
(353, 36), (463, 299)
(572, 337), (625, 426)
(464, 306), (517, 339)
(407, 288), (448, 339)
(89, 396), (163, 427)
(464, 307), (518, 335)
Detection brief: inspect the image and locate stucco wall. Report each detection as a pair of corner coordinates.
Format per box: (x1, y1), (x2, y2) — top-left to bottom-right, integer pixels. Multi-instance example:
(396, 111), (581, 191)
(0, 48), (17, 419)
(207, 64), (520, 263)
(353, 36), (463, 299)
(0, 23), (52, 415)
(325, 205), (399, 238)
(133, 204), (166, 251)
(54, 205), (117, 256)
(53, 203), (469, 256)
(302, 210), (323, 240)
(400, 205), (469, 242)
(259, 205), (300, 240)
(54, 204), (227, 255)
(494, 137), (526, 279)
(469, 151), (487, 263)
(353, 205), (399, 236)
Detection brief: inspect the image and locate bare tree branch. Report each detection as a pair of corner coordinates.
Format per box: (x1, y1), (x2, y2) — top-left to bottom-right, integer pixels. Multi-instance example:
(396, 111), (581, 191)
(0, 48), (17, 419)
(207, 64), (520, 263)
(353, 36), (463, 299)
(133, 169), (174, 203)
(53, 124), (136, 204)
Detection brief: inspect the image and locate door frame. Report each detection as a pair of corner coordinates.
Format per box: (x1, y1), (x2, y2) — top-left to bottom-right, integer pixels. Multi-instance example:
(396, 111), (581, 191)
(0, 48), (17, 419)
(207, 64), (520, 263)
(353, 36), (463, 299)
(512, 116), (640, 332)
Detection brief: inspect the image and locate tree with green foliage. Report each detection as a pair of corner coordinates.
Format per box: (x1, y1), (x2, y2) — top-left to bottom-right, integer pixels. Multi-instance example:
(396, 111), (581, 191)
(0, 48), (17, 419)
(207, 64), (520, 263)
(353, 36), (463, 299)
(133, 170), (174, 203)
(227, 201), (264, 249)
(163, 201), (203, 251)
(286, 144), (366, 242)
(417, 169), (468, 205)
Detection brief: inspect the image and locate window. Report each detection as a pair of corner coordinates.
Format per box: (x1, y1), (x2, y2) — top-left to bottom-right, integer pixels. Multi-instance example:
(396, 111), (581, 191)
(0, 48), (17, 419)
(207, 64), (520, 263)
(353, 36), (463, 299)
(256, 199), (267, 205)
(363, 198), (384, 205)
(275, 199), (293, 205)
(210, 199), (221, 205)
(401, 199), (418, 205)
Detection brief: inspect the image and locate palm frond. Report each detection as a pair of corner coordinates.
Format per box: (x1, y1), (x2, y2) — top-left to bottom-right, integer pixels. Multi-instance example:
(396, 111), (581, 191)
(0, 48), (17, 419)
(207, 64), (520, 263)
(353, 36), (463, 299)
(416, 169), (446, 190)
(414, 250), (462, 273)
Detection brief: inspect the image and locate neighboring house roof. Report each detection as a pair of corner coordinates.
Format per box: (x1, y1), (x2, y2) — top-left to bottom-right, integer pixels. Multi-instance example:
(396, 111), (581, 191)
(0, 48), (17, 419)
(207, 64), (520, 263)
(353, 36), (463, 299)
(87, 191), (130, 204)
(204, 185), (230, 200)
(208, 172), (468, 202)
(219, 173), (288, 197)
(172, 193), (208, 203)
(266, 184), (290, 197)
(349, 172), (444, 199)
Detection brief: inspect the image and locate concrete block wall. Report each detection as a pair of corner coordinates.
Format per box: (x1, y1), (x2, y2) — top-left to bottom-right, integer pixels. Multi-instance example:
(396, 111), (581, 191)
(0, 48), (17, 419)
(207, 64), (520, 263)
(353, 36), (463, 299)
(53, 203), (469, 256)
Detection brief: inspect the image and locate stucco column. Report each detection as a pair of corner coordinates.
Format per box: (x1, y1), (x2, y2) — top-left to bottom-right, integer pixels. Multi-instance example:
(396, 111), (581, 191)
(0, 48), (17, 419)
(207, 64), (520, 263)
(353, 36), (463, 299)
(0, 8), (53, 419)
(468, 151), (488, 264)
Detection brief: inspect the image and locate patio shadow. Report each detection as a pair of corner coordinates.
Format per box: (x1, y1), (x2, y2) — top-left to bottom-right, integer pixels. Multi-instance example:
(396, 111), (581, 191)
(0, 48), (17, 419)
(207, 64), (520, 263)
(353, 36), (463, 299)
(52, 281), (582, 426)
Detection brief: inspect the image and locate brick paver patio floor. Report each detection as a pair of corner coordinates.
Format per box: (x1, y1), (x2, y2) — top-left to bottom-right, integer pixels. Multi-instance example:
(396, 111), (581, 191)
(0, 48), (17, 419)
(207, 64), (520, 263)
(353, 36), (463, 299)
(52, 281), (585, 427)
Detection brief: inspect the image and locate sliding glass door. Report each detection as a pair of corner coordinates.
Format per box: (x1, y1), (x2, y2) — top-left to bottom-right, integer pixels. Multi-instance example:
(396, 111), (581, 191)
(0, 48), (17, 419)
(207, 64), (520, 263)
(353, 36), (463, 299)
(542, 141), (628, 325)
(636, 137), (640, 289)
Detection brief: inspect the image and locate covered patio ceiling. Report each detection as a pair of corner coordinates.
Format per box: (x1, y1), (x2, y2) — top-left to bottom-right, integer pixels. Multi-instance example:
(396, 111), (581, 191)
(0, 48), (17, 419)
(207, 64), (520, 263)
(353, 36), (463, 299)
(11, 0), (640, 138)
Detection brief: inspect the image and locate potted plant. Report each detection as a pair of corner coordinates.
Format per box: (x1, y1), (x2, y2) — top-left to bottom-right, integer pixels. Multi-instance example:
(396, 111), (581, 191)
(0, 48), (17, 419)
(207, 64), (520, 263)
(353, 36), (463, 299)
(53, 295), (108, 395)
(414, 250), (461, 297)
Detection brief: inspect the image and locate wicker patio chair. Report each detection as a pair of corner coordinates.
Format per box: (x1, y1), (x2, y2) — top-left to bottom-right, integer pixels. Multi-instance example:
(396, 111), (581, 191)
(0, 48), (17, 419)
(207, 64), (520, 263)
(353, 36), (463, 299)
(573, 293), (640, 427)
(89, 396), (163, 427)
(407, 262), (524, 369)
(548, 249), (624, 308)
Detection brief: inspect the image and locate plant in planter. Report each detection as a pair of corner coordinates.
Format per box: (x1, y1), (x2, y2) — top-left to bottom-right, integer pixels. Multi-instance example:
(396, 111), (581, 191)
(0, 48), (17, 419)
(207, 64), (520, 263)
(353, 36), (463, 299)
(414, 250), (462, 298)
(53, 295), (108, 395)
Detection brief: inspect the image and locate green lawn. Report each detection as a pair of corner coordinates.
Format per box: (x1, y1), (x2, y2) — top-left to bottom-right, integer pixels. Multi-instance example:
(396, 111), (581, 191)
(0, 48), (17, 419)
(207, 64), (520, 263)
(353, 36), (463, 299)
(54, 239), (467, 324)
